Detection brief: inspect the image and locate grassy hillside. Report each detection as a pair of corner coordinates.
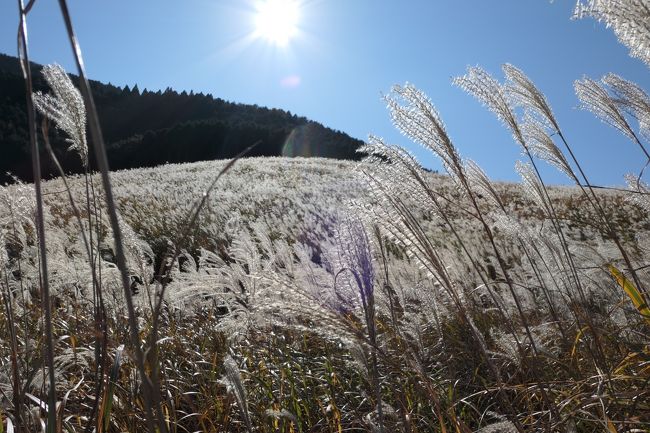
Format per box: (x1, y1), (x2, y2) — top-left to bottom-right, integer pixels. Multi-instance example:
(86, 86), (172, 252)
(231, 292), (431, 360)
(1, 156), (649, 432)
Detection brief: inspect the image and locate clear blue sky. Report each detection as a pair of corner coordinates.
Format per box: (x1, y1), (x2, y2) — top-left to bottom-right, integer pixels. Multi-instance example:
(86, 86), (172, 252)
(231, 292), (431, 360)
(1, 1), (648, 185)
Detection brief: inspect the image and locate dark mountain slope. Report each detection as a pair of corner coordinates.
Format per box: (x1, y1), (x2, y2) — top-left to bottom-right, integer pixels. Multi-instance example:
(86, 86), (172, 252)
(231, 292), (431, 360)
(0, 53), (363, 183)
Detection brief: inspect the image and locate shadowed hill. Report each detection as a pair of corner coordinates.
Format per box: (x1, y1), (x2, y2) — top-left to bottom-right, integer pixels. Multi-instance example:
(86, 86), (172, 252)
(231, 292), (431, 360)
(0, 53), (364, 184)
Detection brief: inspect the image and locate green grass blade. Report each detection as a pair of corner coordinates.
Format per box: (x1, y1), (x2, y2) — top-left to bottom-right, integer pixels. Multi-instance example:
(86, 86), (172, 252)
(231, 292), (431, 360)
(103, 344), (125, 432)
(609, 265), (650, 325)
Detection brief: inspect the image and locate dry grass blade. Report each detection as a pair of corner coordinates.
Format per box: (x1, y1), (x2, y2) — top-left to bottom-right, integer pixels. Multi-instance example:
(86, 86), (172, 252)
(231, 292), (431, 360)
(100, 345), (124, 433)
(16, 2), (58, 432)
(56, 375), (84, 433)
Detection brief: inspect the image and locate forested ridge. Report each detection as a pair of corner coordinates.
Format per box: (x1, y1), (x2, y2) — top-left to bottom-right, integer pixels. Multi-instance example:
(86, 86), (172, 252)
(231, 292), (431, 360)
(0, 53), (363, 183)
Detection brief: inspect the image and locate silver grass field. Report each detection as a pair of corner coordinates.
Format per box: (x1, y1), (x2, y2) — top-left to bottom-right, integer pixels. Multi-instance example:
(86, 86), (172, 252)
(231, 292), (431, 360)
(2, 1), (650, 432)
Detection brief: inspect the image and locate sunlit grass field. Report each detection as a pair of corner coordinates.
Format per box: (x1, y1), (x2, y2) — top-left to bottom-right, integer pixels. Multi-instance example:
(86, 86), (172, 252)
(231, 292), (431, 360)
(2, 154), (649, 432)
(3, 1), (650, 432)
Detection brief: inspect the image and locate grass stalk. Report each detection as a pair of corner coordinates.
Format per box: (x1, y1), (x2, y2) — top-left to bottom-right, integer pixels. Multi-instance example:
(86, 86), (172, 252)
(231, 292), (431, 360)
(16, 3), (58, 431)
(53, 2), (163, 431)
(1, 274), (22, 433)
(40, 122), (110, 433)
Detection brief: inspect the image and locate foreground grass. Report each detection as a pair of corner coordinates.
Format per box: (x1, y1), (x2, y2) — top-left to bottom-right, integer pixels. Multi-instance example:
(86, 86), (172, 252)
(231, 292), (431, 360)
(1, 158), (649, 432)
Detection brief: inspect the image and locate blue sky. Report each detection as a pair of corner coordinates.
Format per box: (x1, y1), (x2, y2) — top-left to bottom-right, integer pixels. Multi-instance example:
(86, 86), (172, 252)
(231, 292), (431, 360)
(1, 1), (649, 185)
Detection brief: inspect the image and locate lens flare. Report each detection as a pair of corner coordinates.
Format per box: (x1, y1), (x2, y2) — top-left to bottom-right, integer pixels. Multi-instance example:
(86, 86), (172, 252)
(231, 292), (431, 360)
(282, 124), (318, 157)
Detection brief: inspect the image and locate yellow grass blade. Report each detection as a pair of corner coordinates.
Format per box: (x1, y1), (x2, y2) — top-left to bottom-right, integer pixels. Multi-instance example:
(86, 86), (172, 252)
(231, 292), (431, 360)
(606, 417), (618, 433)
(609, 265), (650, 325)
(571, 326), (588, 361)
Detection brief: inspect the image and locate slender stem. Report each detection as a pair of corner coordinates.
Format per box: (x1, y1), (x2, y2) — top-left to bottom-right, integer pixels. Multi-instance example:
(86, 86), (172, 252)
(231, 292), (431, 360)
(53, 2), (164, 431)
(40, 125), (108, 433)
(16, 3), (58, 432)
(557, 131), (647, 297)
(579, 183), (649, 194)
(364, 170), (527, 433)
(1, 272), (22, 433)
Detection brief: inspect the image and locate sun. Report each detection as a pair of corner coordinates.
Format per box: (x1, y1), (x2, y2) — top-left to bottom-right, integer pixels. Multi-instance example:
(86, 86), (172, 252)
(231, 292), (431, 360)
(254, 0), (300, 46)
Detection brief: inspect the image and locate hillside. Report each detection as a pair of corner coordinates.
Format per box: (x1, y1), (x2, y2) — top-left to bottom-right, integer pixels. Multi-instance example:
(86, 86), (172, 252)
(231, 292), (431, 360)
(0, 53), (364, 184)
(1, 157), (649, 431)
(2, 156), (647, 312)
